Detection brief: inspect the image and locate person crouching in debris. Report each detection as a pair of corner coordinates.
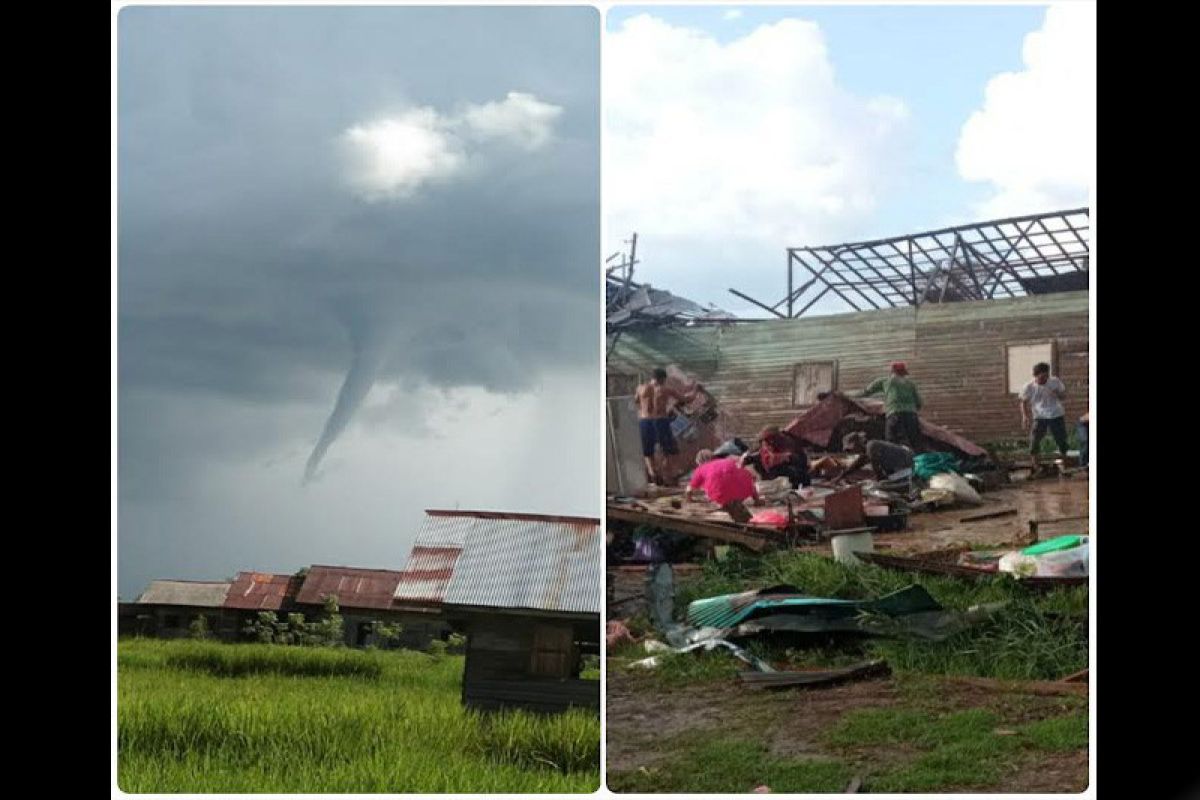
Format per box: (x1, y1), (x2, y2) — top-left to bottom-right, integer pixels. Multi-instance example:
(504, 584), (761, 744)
(862, 361), (924, 449)
(636, 367), (701, 485)
(686, 449), (760, 524)
(1020, 362), (1069, 471)
(742, 426), (811, 488)
(834, 431), (913, 481)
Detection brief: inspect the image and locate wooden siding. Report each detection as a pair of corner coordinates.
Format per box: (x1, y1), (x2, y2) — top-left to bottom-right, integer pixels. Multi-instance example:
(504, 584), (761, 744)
(608, 292), (1089, 447)
(459, 613), (600, 714)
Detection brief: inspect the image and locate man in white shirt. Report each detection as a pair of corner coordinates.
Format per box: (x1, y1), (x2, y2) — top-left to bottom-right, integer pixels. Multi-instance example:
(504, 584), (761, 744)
(1019, 362), (1068, 469)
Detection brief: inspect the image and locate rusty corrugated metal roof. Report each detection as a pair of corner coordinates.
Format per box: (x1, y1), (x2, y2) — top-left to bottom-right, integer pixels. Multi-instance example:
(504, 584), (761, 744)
(421, 510), (600, 616)
(136, 580), (232, 608)
(294, 566), (403, 611)
(223, 572), (304, 611)
(393, 545), (461, 604)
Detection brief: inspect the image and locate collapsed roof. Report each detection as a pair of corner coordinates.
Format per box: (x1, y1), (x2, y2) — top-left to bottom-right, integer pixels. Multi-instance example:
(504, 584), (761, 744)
(607, 283), (736, 331)
(784, 392), (988, 458)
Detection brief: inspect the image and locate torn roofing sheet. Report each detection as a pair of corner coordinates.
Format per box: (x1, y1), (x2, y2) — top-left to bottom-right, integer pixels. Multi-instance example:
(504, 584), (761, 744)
(686, 584), (944, 629)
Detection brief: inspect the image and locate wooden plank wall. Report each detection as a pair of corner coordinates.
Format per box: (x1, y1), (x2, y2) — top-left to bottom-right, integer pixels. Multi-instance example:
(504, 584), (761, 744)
(460, 614), (600, 714)
(608, 292), (1089, 447)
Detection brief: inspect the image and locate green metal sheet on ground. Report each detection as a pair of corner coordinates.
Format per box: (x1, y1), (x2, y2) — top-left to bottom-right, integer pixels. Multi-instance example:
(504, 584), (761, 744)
(685, 584), (943, 629)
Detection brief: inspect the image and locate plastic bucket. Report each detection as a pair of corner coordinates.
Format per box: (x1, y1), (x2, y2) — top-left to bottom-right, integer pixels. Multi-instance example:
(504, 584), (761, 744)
(830, 528), (874, 566)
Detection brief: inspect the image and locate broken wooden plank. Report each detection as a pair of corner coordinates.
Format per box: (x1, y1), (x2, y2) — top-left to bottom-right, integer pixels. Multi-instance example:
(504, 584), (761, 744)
(823, 484), (865, 530)
(1060, 668), (1089, 684)
(606, 504), (775, 552)
(959, 508), (1018, 523)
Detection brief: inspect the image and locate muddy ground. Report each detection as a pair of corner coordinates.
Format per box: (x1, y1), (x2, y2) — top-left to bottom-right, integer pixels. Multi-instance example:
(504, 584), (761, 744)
(607, 668), (1089, 793)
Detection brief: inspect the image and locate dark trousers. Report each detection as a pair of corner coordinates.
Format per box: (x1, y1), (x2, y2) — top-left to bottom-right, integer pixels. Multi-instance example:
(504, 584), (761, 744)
(1077, 422), (1088, 467)
(1031, 416), (1069, 456)
(885, 412), (921, 449)
(744, 453), (810, 489)
(763, 460), (811, 489)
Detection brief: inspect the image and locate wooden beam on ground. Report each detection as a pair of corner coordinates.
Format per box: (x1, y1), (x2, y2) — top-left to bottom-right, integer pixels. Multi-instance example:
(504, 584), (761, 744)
(606, 504), (775, 552)
(959, 508), (1018, 523)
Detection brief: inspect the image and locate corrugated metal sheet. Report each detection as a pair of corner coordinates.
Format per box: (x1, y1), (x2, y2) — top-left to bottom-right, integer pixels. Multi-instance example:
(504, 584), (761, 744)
(136, 580), (231, 608)
(610, 291), (1088, 446)
(425, 510), (601, 615)
(223, 572), (303, 611)
(393, 546), (461, 604)
(294, 566), (402, 611)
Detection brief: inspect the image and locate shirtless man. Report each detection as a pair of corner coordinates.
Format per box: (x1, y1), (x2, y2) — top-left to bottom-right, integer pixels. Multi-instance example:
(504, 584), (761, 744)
(636, 367), (699, 484)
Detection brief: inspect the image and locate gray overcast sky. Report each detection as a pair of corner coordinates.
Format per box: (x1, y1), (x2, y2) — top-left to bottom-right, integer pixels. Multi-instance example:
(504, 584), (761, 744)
(117, 7), (600, 599)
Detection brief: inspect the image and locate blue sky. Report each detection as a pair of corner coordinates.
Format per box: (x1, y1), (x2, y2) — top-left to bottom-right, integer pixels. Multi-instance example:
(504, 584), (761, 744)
(605, 5), (1093, 313)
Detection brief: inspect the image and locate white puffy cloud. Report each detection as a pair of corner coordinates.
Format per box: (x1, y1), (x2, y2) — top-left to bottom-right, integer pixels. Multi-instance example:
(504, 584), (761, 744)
(605, 15), (909, 305)
(342, 109), (466, 200)
(956, 3), (1096, 217)
(342, 91), (562, 201)
(461, 91), (563, 150)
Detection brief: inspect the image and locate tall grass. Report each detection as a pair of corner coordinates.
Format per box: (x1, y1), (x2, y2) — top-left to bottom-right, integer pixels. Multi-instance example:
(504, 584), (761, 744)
(118, 639), (599, 793)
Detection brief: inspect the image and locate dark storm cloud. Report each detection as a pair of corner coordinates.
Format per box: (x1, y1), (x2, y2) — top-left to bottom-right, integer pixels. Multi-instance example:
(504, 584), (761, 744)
(118, 6), (600, 482)
(117, 7), (600, 596)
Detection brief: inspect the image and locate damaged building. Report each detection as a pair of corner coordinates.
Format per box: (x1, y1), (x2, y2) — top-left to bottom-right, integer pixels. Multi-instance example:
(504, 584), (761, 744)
(413, 509), (601, 714)
(607, 209), (1089, 449)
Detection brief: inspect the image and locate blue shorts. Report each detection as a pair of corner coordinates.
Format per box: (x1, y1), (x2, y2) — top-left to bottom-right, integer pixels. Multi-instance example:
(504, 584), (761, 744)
(639, 417), (679, 457)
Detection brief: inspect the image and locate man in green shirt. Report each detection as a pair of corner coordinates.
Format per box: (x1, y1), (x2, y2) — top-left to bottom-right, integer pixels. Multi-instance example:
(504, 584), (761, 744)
(862, 361), (923, 449)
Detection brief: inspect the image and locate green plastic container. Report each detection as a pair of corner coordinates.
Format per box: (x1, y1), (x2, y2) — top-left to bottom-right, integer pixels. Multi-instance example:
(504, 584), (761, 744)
(1021, 535), (1085, 556)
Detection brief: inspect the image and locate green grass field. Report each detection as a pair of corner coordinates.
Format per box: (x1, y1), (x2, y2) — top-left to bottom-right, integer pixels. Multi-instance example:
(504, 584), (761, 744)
(118, 638), (600, 793)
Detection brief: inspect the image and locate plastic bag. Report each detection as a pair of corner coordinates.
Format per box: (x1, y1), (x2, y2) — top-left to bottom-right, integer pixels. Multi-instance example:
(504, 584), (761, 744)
(755, 476), (792, 502)
(749, 510), (790, 529)
(928, 472), (982, 505)
(999, 538), (1088, 578)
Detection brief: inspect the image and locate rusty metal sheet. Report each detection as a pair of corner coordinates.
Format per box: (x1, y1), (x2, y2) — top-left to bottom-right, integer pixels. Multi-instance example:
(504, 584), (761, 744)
(785, 393), (987, 458)
(294, 566), (403, 610)
(423, 509), (600, 615)
(223, 572), (303, 611)
(393, 545), (461, 605)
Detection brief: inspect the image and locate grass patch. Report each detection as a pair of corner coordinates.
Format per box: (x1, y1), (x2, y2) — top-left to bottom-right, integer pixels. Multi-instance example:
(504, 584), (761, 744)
(827, 707), (1000, 749)
(1021, 711), (1088, 750)
(165, 640), (386, 678)
(119, 639), (598, 792)
(824, 704), (1087, 792)
(608, 738), (850, 793)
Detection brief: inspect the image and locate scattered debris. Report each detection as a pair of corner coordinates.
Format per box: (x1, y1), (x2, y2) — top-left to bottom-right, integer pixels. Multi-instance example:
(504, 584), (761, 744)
(687, 584), (1001, 642)
(607, 620), (634, 649)
(855, 551), (1086, 590)
(999, 536), (1088, 578)
(1060, 668), (1089, 684)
